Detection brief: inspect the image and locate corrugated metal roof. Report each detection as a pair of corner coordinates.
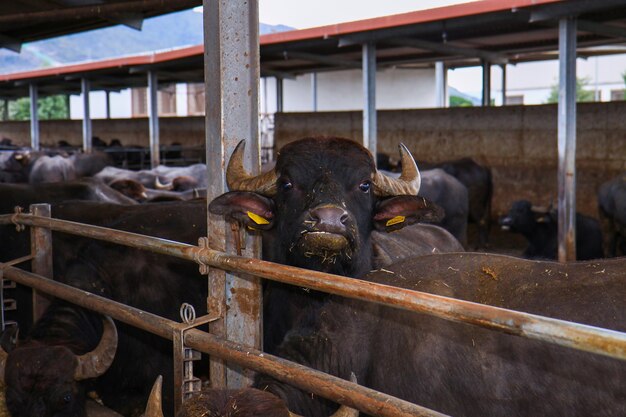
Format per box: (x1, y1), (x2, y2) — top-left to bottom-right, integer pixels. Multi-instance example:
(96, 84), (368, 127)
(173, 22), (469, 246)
(0, 0), (625, 98)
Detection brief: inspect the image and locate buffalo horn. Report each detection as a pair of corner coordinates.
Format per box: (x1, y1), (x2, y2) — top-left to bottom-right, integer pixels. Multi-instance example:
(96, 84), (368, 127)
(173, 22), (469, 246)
(74, 316), (118, 381)
(154, 177), (174, 191)
(372, 143), (421, 196)
(531, 205), (550, 213)
(141, 375), (164, 417)
(226, 140), (278, 196)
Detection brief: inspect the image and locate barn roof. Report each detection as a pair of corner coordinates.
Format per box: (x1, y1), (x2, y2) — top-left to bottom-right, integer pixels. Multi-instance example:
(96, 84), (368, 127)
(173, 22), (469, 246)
(0, 0), (626, 98)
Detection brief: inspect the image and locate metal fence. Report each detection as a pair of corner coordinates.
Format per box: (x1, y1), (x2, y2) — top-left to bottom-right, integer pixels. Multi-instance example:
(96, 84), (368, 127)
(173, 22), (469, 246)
(1, 205), (625, 417)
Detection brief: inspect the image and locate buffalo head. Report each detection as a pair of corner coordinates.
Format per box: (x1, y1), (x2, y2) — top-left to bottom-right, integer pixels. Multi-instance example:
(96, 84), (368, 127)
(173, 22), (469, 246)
(0, 316), (118, 417)
(209, 137), (442, 277)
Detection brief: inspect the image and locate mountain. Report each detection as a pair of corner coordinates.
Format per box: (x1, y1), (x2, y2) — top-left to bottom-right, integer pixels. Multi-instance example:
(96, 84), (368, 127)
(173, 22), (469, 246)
(0, 9), (293, 74)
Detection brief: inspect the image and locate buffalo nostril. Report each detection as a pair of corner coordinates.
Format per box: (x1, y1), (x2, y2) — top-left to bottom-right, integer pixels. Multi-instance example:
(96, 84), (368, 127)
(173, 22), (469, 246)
(310, 205), (349, 229)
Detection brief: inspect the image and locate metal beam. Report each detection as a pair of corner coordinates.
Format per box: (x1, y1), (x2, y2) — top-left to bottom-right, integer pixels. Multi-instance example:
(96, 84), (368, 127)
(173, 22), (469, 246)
(204, 0), (262, 390)
(311, 72), (318, 111)
(283, 50), (361, 69)
(385, 37), (508, 64)
(578, 19), (626, 41)
(276, 77), (284, 112)
(362, 42), (377, 156)
(81, 78), (92, 153)
(0, 33), (22, 53)
(557, 17), (577, 262)
(260, 68), (296, 80)
(0, 0), (201, 24)
(482, 60), (491, 107)
(105, 90), (111, 119)
(29, 84), (39, 150)
(501, 64), (507, 105)
(147, 71), (160, 168)
(530, 0), (626, 23)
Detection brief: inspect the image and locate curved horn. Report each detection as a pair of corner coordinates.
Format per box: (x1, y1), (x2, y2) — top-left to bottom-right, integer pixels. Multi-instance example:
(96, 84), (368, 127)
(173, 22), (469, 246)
(74, 316), (118, 381)
(289, 373), (359, 417)
(226, 140), (278, 196)
(141, 375), (164, 417)
(372, 143), (421, 197)
(154, 177), (174, 191)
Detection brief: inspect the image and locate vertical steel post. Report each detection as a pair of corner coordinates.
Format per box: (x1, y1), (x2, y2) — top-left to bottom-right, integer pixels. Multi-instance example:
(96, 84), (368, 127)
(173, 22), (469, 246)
(30, 204), (53, 322)
(105, 90), (111, 119)
(276, 77), (283, 112)
(501, 64), (507, 105)
(148, 71), (160, 168)
(362, 42), (377, 156)
(29, 84), (39, 150)
(482, 59), (491, 107)
(435, 61), (446, 108)
(81, 78), (92, 153)
(2, 99), (8, 120)
(311, 72), (318, 111)
(204, 0), (262, 389)
(558, 17), (577, 262)
(64, 95), (70, 119)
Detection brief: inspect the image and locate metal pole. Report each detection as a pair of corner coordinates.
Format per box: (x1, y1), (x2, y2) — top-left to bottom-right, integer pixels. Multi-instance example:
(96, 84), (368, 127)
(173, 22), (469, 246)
(311, 72), (318, 111)
(81, 78), (92, 153)
(29, 84), (39, 150)
(482, 59), (491, 107)
(64, 95), (70, 119)
(362, 42), (377, 156)
(558, 17), (577, 262)
(2, 99), (8, 120)
(148, 70), (160, 168)
(105, 90), (111, 119)
(435, 61), (446, 108)
(29, 204), (53, 321)
(204, 0), (262, 389)
(276, 77), (283, 112)
(501, 64), (507, 106)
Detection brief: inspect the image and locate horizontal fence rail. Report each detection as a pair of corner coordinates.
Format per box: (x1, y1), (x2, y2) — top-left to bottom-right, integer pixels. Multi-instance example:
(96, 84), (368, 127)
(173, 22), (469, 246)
(0, 263), (447, 417)
(1, 212), (625, 361)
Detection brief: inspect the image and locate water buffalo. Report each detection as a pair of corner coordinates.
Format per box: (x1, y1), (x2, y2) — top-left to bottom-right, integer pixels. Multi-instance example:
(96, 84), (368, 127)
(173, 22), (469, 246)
(209, 137), (462, 351)
(257, 253), (626, 417)
(499, 199), (604, 260)
(598, 173), (626, 257)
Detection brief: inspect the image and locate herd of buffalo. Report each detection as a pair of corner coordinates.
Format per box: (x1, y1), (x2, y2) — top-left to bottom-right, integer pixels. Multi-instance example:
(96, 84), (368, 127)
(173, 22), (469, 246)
(0, 136), (624, 417)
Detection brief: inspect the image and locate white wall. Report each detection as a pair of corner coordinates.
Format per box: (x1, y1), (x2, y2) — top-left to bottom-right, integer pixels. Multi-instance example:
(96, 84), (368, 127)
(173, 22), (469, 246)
(70, 89), (132, 119)
(261, 67), (437, 113)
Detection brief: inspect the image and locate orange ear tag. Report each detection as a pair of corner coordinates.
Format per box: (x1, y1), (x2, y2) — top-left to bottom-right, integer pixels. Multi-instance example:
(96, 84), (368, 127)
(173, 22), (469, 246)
(247, 211), (270, 225)
(386, 215), (405, 227)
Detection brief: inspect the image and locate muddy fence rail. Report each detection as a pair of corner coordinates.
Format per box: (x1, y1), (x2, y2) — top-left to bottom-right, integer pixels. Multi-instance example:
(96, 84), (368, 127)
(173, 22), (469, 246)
(0, 205), (625, 417)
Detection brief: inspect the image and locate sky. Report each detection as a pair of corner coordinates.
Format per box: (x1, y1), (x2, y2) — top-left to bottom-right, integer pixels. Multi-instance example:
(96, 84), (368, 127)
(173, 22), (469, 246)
(260, 0), (480, 29)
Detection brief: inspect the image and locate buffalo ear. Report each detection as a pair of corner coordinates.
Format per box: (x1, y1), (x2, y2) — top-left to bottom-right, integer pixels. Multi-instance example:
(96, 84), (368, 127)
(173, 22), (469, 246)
(373, 195), (444, 231)
(208, 191), (275, 231)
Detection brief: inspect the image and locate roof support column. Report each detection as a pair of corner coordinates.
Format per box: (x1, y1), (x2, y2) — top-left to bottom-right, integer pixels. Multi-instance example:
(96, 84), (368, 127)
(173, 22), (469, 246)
(501, 64), (507, 105)
(147, 70), (160, 168)
(81, 78), (92, 153)
(105, 90), (111, 119)
(311, 72), (318, 111)
(276, 77), (283, 112)
(204, 0), (261, 391)
(64, 95), (70, 119)
(557, 17), (577, 262)
(362, 42), (377, 156)
(3, 99), (8, 121)
(29, 84), (39, 151)
(435, 61), (447, 108)
(481, 59), (491, 107)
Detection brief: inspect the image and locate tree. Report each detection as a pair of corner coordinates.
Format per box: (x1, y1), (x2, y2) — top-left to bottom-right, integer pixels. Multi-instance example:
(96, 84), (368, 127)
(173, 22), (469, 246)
(545, 77), (595, 103)
(450, 95), (474, 107)
(9, 95), (69, 121)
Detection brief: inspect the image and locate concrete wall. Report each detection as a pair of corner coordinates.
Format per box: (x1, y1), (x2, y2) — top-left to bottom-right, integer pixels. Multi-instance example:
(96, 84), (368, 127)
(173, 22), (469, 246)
(0, 116), (205, 148)
(274, 102), (626, 218)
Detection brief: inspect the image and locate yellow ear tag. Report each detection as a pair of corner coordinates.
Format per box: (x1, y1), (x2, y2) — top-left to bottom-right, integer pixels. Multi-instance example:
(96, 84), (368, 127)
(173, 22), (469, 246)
(247, 211), (270, 225)
(386, 215), (405, 227)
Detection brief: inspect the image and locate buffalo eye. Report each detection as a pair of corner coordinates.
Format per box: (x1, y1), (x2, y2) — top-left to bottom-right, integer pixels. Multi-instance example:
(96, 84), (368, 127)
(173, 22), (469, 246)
(359, 181), (371, 193)
(62, 392), (73, 403)
(281, 180), (293, 192)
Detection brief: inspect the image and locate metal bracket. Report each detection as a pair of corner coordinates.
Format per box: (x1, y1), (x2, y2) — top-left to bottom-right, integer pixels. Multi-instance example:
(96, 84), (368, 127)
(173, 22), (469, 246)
(172, 302), (222, 415)
(0, 256), (34, 332)
(11, 206), (25, 232)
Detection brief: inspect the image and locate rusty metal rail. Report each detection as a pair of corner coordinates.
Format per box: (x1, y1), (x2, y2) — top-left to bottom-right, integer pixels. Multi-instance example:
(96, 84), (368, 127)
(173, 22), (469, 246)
(1, 212), (625, 361)
(0, 263), (447, 417)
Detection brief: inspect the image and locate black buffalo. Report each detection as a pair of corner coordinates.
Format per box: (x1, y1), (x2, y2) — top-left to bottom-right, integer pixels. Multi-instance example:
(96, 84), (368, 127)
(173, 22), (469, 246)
(257, 253), (626, 417)
(209, 137), (462, 351)
(1, 200), (208, 417)
(499, 199), (604, 260)
(598, 173), (626, 257)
